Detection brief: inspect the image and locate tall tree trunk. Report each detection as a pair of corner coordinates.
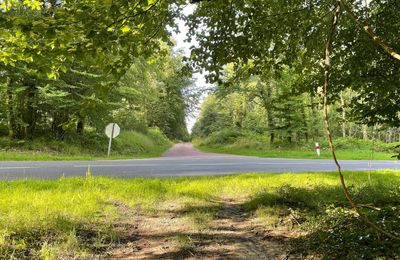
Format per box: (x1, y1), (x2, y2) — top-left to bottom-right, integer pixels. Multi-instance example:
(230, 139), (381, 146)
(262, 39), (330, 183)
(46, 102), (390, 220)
(340, 91), (346, 138)
(260, 83), (275, 143)
(362, 125), (368, 140)
(52, 112), (68, 140)
(348, 124), (353, 138)
(6, 78), (23, 139)
(77, 117), (84, 135)
(309, 94), (318, 141)
(6, 77), (15, 138)
(25, 85), (37, 139)
(388, 129), (392, 143)
(267, 111), (275, 143)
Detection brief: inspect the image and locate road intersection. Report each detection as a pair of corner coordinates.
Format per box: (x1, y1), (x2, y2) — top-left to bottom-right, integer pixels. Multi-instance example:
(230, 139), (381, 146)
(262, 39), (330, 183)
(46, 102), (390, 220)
(0, 143), (398, 180)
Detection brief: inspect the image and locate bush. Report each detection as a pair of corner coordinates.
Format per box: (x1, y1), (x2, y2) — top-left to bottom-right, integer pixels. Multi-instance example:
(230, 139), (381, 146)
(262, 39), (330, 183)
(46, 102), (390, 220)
(0, 128), (172, 158)
(112, 129), (171, 155)
(147, 128), (171, 146)
(199, 128), (400, 155)
(320, 138), (399, 153)
(201, 129), (248, 146)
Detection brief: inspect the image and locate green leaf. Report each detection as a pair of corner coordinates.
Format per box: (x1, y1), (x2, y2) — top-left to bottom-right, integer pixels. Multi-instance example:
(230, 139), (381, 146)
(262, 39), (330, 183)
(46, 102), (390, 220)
(121, 26), (131, 33)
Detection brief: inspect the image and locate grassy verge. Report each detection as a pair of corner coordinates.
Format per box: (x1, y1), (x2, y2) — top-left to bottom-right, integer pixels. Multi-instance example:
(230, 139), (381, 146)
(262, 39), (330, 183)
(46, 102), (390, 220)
(0, 170), (399, 258)
(193, 129), (399, 160)
(196, 145), (395, 160)
(0, 128), (172, 161)
(0, 146), (169, 161)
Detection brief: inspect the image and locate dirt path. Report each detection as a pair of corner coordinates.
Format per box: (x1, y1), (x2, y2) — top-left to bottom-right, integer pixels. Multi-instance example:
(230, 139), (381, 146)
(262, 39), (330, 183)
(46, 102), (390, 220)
(162, 143), (226, 157)
(101, 199), (299, 259)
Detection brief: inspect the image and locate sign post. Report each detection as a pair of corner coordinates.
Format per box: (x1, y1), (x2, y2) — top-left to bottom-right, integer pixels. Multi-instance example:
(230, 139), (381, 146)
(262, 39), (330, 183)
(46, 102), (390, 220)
(105, 123), (120, 157)
(315, 142), (321, 156)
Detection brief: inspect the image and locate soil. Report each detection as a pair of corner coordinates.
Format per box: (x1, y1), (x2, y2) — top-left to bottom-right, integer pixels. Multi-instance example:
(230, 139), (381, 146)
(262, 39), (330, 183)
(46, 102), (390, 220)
(99, 199), (303, 259)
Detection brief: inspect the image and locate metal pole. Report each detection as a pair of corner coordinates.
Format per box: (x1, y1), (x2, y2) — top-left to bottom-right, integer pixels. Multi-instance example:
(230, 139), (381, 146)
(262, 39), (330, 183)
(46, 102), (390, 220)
(107, 123), (115, 157)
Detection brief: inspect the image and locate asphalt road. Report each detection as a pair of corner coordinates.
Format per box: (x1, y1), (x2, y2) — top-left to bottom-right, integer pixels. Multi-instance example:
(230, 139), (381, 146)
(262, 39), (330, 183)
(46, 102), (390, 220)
(0, 143), (398, 180)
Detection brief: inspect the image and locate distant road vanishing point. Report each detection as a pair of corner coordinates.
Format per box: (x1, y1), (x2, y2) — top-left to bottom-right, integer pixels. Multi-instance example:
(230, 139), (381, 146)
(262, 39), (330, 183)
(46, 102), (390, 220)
(0, 143), (398, 180)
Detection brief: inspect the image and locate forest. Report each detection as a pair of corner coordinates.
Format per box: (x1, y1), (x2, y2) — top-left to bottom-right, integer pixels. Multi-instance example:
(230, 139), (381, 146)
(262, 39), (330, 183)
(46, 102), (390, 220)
(189, 0), (400, 160)
(193, 67), (400, 143)
(191, 65), (400, 160)
(1, 0), (399, 158)
(0, 0), (197, 158)
(0, 0), (399, 259)
(0, 47), (192, 141)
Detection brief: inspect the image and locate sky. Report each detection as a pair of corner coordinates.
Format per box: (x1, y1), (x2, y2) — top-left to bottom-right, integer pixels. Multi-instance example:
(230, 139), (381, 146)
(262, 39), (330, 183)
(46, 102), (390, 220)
(170, 4), (213, 133)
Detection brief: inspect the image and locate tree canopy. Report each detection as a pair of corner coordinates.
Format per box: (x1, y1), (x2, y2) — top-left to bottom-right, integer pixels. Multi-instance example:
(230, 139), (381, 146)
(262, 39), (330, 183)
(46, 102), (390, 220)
(186, 0), (400, 126)
(0, 0), (196, 141)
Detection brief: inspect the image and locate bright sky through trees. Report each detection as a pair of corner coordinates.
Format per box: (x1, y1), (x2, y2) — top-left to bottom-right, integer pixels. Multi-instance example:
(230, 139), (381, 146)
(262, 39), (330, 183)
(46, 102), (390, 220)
(171, 4), (212, 132)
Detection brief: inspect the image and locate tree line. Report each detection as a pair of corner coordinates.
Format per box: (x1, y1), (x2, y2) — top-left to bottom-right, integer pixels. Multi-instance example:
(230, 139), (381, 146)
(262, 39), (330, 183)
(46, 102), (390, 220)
(188, 0), (400, 143)
(193, 66), (400, 143)
(0, 0), (195, 141)
(1, 0), (399, 144)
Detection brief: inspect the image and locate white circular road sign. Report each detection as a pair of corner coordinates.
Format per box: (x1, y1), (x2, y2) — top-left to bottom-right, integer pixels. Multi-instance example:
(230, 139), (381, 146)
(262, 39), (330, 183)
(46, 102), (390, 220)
(105, 123), (120, 139)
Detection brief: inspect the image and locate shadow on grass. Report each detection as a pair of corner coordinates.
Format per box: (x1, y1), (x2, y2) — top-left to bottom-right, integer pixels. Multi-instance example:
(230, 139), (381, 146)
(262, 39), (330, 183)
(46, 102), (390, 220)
(244, 184), (400, 259)
(245, 183), (400, 211)
(134, 183), (400, 259)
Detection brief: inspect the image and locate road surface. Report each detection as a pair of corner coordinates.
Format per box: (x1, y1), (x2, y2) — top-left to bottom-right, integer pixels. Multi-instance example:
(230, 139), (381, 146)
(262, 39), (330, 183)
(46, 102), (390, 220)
(0, 143), (398, 180)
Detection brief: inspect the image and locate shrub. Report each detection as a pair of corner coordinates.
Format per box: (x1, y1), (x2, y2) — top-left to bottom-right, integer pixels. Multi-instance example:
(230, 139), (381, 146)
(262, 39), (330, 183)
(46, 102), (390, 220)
(201, 129), (247, 146)
(147, 128), (171, 146)
(112, 129), (171, 155)
(0, 129), (172, 157)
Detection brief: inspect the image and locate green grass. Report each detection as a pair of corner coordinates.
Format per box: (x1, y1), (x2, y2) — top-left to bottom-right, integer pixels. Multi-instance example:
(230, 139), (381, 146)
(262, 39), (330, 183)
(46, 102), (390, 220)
(0, 145), (169, 161)
(197, 145), (395, 160)
(0, 150), (168, 161)
(194, 129), (399, 160)
(0, 128), (172, 161)
(0, 170), (399, 258)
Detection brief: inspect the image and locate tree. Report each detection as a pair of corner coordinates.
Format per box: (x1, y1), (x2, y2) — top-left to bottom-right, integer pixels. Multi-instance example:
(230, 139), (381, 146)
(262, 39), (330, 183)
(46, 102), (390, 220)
(187, 0), (400, 126)
(0, 0), (191, 140)
(1, 0), (185, 78)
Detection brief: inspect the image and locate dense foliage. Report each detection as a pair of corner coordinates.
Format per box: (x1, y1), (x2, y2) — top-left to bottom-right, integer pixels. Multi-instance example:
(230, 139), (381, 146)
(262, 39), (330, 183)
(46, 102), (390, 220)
(0, 0), (196, 144)
(192, 74), (400, 144)
(0, 48), (193, 142)
(187, 0), (400, 136)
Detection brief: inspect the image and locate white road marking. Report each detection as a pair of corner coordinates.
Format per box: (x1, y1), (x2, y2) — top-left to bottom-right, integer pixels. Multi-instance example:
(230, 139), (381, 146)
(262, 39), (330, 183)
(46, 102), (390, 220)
(73, 164), (156, 168)
(0, 166), (38, 170)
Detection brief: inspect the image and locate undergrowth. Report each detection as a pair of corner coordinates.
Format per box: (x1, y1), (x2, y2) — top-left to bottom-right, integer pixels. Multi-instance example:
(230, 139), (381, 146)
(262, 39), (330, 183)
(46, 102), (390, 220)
(194, 129), (399, 160)
(0, 128), (171, 160)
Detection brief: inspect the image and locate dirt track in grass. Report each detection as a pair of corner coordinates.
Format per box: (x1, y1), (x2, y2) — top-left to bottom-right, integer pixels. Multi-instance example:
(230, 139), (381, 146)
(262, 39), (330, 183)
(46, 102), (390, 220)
(100, 199), (303, 259)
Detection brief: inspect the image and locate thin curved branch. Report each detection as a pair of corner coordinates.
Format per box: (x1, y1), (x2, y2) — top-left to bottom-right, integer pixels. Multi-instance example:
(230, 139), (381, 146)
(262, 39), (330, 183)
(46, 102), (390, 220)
(341, 0), (400, 61)
(323, 0), (400, 241)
